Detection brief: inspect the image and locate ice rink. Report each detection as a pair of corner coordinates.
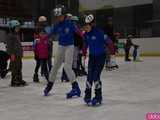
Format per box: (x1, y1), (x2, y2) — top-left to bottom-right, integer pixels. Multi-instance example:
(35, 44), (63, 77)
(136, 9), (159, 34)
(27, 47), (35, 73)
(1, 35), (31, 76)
(0, 57), (160, 120)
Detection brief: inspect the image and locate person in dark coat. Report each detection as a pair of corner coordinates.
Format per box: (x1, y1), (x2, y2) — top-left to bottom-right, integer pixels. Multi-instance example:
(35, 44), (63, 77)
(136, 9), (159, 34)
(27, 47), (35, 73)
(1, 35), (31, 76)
(6, 20), (27, 87)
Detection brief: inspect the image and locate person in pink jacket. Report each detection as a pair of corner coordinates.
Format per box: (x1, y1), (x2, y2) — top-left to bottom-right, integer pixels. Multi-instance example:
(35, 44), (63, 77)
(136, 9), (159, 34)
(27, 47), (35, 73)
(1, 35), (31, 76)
(33, 28), (49, 83)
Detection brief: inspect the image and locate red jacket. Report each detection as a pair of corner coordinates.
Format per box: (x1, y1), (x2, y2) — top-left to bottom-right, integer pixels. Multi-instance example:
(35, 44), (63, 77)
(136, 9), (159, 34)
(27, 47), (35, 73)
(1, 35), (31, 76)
(34, 34), (49, 59)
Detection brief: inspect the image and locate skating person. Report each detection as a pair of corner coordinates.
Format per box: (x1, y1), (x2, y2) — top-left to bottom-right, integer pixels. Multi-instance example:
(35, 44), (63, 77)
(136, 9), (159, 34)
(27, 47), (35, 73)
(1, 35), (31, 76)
(107, 39), (119, 70)
(61, 68), (69, 82)
(6, 20), (27, 87)
(72, 16), (87, 76)
(133, 44), (142, 62)
(0, 42), (10, 79)
(133, 45), (138, 61)
(104, 17), (119, 70)
(61, 15), (86, 81)
(38, 16), (53, 73)
(44, 5), (81, 98)
(83, 14), (109, 106)
(33, 25), (49, 83)
(124, 35), (134, 61)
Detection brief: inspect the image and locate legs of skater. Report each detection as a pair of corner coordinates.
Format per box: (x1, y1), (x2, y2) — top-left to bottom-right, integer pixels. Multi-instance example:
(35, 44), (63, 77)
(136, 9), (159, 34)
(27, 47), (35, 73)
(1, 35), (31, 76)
(44, 45), (65, 96)
(84, 55), (94, 104)
(47, 56), (52, 72)
(44, 45), (81, 98)
(41, 59), (49, 82)
(64, 46), (81, 98)
(61, 68), (69, 82)
(33, 59), (41, 82)
(11, 56), (27, 87)
(84, 54), (106, 106)
(92, 54), (106, 106)
(125, 48), (131, 61)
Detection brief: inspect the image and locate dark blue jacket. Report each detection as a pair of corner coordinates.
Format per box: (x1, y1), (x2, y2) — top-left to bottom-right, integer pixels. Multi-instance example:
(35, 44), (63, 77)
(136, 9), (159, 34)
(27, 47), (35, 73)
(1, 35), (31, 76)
(84, 27), (109, 56)
(49, 20), (76, 46)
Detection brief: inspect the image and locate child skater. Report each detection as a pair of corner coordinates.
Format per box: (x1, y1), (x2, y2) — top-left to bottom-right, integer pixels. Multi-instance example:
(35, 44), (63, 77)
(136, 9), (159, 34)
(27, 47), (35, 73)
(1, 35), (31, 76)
(43, 5), (81, 99)
(83, 14), (109, 106)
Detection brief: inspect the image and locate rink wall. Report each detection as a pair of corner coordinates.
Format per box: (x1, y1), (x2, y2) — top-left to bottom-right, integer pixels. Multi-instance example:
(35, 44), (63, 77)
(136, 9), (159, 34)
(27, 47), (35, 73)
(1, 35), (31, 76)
(22, 37), (160, 58)
(118, 37), (160, 56)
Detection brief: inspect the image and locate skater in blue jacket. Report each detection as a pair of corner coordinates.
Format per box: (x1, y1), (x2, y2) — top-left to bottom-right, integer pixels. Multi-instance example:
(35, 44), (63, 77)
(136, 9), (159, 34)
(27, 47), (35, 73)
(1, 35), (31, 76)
(43, 5), (81, 98)
(83, 14), (109, 106)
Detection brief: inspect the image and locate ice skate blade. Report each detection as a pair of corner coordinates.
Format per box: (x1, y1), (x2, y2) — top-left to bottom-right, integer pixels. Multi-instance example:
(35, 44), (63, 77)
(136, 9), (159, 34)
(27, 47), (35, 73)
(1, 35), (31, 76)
(10, 83), (28, 87)
(92, 102), (102, 107)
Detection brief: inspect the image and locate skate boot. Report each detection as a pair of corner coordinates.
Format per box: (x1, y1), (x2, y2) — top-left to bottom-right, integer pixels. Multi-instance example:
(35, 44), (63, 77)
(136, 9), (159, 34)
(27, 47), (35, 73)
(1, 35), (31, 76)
(115, 64), (119, 69)
(33, 74), (39, 83)
(92, 89), (102, 106)
(66, 82), (81, 99)
(11, 80), (27, 87)
(84, 89), (92, 105)
(44, 82), (53, 96)
(0, 70), (7, 78)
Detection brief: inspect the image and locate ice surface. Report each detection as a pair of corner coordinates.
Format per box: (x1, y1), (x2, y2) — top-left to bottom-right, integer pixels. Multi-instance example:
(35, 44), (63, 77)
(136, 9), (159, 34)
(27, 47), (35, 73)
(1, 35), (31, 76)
(0, 57), (160, 120)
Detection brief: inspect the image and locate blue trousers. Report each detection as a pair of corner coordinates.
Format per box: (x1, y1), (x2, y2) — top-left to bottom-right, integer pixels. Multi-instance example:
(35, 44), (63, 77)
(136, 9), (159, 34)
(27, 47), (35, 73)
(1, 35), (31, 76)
(86, 53), (106, 90)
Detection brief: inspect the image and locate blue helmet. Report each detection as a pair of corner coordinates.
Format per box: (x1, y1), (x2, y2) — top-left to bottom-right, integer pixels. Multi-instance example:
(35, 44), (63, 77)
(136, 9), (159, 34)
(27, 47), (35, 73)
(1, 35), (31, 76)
(8, 20), (21, 28)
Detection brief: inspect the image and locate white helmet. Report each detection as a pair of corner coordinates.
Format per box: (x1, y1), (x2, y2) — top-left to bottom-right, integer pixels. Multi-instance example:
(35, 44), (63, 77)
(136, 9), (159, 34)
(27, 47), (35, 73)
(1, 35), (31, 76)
(66, 13), (72, 17)
(38, 16), (47, 22)
(85, 14), (94, 24)
(53, 5), (66, 16)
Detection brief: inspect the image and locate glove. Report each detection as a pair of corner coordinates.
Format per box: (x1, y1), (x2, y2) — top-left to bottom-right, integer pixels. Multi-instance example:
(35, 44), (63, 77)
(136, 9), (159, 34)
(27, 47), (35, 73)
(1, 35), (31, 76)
(10, 54), (16, 61)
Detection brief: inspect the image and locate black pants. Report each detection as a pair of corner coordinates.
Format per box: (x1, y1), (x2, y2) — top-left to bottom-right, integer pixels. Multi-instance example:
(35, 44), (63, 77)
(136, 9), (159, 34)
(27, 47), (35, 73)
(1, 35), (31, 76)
(47, 56), (52, 72)
(61, 68), (69, 82)
(10, 56), (23, 83)
(86, 54), (106, 97)
(125, 48), (130, 61)
(0, 51), (10, 78)
(77, 53), (86, 72)
(34, 59), (49, 81)
(0, 51), (9, 70)
(41, 56), (52, 75)
(105, 50), (111, 67)
(0, 59), (8, 71)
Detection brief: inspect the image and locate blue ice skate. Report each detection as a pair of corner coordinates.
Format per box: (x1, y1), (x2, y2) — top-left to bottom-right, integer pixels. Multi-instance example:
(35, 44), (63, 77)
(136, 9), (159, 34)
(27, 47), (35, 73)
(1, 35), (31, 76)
(44, 82), (53, 96)
(66, 82), (81, 99)
(84, 98), (92, 106)
(91, 97), (102, 106)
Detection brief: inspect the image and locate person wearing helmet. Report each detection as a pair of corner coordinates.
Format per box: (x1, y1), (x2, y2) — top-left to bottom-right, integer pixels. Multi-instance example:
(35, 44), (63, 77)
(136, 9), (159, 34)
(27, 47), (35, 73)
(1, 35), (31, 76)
(6, 20), (27, 87)
(33, 16), (53, 83)
(104, 17), (119, 70)
(43, 5), (81, 99)
(66, 13), (73, 20)
(32, 27), (50, 83)
(71, 16), (87, 76)
(83, 14), (109, 106)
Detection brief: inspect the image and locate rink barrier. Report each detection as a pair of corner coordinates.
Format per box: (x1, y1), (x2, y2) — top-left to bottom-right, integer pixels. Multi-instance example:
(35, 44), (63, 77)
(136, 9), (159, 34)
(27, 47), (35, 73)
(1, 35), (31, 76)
(21, 38), (160, 59)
